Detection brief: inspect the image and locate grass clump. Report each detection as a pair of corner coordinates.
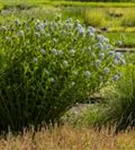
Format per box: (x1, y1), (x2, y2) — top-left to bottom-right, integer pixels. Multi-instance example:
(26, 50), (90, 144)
(84, 9), (107, 27)
(77, 63), (135, 132)
(121, 10), (135, 27)
(102, 64), (135, 132)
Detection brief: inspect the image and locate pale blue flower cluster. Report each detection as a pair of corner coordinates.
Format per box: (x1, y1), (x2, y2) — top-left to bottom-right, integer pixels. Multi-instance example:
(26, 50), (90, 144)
(52, 49), (57, 55)
(99, 53), (105, 60)
(0, 17), (126, 90)
(69, 49), (75, 56)
(85, 71), (91, 78)
(18, 30), (24, 37)
(40, 49), (46, 55)
(104, 67), (110, 74)
(63, 60), (68, 67)
(112, 74), (119, 81)
(114, 52), (126, 65)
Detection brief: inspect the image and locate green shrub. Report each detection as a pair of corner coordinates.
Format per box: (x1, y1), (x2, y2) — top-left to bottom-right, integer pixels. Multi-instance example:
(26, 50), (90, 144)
(83, 64), (135, 132)
(0, 17), (124, 132)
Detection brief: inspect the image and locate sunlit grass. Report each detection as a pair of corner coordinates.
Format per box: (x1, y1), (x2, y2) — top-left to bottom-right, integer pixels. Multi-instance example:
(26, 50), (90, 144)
(1, 0), (135, 33)
(16, 1), (135, 8)
(104, 32), (135, 47)
(0, 125), (135, 150)
(1, 0), (135, 8)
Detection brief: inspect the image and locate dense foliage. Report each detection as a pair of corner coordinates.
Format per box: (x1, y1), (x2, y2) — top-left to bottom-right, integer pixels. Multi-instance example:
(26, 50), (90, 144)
(77, 64), (135, 132)
(100, 64), (135, 132)
(0, 17), (125, 131)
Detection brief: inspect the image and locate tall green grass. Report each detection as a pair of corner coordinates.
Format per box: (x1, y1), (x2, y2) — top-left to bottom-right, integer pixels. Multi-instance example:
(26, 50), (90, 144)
(76, 63), (135, 132)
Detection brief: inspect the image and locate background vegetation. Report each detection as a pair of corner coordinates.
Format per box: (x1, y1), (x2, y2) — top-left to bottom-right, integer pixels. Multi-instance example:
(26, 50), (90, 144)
(0, 0), (135, 48)
(64, 0), (135, 2)
(0, 0), (135, 149)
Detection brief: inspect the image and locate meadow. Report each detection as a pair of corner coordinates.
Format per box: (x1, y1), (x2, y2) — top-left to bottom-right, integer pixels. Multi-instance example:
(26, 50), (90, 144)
(0, 0), (135, 149)
(0, 0), (135, 48)
(1, 125), (135, 150)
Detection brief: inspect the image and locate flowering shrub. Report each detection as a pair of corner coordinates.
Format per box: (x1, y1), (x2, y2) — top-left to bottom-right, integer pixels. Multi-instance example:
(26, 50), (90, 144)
(0, 17), (125, 131)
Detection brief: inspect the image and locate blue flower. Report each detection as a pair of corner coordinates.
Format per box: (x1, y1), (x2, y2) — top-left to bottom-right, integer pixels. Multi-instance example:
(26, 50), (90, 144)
(18, 30), (24, 37)
(71, 82), (75, 86)
(104, 67), (110, 74)
(78, 27), (85, 36)
(63, 60), (68, 67)
(36, 23), (45, 31)
(88, 26), (96, 33)
(50, 77), (55, 83)
(114, 59), (119, 65)
(108, 51), (114, 56)
(52, 49), (57, 55)
(66, 18), (72, 23)
(87, 30), (94, 37)
(99, 53), (105, 60)
(112, 74), (119, 81)
(40, 49), (46, 55)
(115, 52), (121, 59)
(98, 43), (104, 50)
(69, 49), (75, 56)
(96, 35), (109, 43)
(33, 57), (38, 63)
(85, 71), (91, 78)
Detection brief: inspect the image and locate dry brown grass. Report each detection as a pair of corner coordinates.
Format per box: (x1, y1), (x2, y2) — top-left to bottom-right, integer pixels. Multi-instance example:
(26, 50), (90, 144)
(0, 125), (135, 150)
